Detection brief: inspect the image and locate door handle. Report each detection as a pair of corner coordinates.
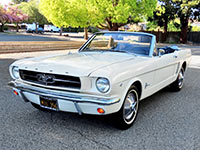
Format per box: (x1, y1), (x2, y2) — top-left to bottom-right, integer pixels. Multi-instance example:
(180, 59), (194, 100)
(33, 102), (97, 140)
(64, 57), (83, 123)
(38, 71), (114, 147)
(173, 55), (178, 58)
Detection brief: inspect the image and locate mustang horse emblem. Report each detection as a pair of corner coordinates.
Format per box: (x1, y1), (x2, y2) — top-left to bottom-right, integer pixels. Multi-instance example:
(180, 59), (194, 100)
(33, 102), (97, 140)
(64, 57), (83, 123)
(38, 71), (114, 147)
(36, 74), (55, 84)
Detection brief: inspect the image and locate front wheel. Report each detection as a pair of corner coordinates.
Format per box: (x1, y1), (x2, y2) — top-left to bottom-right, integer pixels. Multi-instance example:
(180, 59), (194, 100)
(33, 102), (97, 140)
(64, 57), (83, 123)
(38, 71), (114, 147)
(170, 67), (185, 91)
(114, 85), (139, 130)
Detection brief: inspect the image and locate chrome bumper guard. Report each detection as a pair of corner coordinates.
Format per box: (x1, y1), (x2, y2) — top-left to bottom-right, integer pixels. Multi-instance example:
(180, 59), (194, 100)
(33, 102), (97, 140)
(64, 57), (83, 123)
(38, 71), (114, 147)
(8, 80), (120, 106)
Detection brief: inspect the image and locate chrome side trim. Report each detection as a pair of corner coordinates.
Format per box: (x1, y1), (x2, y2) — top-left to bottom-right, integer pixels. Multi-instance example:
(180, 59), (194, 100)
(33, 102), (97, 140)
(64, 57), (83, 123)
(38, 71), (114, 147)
(8, 81), (120, 106)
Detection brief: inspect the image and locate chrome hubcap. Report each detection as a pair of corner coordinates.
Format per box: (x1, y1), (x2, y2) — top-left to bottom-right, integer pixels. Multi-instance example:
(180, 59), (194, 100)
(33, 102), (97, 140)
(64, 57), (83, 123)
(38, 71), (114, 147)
(178, 69), (184, 88)
(123, 90), (138, 124)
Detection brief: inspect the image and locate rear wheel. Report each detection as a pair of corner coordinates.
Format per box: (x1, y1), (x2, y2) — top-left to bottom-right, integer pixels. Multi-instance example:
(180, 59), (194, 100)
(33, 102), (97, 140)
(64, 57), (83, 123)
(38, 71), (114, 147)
(170, 67), (185, 91)
(114, 85), (139, 130)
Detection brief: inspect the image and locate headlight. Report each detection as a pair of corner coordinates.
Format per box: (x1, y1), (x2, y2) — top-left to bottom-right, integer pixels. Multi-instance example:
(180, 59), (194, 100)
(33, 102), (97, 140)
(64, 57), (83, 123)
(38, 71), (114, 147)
(12, 66), (19, 79)
(96, 77), (110, 93)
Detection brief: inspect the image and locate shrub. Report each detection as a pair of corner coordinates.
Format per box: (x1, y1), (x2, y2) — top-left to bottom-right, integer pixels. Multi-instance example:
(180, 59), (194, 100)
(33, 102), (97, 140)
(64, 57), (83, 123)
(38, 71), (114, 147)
(3, 25), (8, 30)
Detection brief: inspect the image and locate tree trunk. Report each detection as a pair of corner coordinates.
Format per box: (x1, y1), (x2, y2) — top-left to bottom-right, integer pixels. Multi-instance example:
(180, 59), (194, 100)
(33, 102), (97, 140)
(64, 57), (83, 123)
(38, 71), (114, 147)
(106, 19), (119, 31)
(59, 26), (63, 36)
(35, 23), (38, 34)
(16, 23), (19, 32)
(84, 27), (88, 40)
(110, 23), (119, 31)
(180, 17), (189, 44)
(0, 23), (4, 32)
(158, 29), (162, 43)
(163, 21), (168, 42)
(110, 27), (118, 31)
(180, 25), (188, 44)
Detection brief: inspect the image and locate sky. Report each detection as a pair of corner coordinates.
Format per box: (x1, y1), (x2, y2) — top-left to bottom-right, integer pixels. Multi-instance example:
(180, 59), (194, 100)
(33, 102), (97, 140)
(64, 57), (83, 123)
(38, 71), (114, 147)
(0, 0), (12, 5)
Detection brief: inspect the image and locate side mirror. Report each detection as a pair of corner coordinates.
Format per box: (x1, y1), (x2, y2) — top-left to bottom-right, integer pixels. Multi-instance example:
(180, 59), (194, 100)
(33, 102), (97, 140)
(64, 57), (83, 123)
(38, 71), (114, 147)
(158, 49), (165, 57)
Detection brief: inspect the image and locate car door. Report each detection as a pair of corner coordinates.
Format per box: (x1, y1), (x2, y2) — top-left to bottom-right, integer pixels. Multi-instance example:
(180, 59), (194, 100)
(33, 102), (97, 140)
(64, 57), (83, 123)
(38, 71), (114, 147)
(154, 51), (178, 90)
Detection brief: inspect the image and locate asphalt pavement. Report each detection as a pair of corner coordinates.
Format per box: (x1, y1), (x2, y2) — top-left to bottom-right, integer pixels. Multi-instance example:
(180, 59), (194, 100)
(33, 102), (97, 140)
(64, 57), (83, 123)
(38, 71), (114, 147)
(0, 32), (66, 41)
(0, 49), (200, 150)
(0, 32), (90, 42)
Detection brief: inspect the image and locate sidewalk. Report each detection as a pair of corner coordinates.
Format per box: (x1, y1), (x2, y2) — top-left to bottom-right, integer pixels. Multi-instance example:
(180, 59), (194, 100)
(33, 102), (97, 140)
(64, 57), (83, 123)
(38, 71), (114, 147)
(190, 55), (200, 69)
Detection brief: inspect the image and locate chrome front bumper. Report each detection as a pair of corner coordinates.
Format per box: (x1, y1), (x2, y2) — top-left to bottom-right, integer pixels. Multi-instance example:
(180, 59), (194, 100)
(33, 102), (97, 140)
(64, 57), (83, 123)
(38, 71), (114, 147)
(8, 80), (120, 114)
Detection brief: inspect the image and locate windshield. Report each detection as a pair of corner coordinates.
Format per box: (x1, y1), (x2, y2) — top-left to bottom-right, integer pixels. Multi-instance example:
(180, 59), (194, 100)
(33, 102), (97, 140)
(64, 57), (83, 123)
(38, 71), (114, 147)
(81, 33), (152, 55)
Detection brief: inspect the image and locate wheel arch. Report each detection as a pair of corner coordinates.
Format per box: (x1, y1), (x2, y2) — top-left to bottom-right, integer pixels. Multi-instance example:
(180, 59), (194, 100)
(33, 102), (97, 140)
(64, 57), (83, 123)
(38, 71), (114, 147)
(182, 61), (187, 71)
(131, 81), (142, 100)
(116, 78), (143, 113)
(121, 79), (143, 101)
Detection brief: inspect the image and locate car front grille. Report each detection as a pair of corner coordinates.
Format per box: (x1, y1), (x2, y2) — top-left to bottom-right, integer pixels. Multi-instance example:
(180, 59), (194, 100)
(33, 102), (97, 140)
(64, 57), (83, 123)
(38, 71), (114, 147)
(19, 70), (81, 89)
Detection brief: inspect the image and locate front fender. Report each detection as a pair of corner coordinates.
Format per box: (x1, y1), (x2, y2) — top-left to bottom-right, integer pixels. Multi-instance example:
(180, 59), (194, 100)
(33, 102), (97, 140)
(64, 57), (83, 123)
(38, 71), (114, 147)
(112, 77), (143, 112)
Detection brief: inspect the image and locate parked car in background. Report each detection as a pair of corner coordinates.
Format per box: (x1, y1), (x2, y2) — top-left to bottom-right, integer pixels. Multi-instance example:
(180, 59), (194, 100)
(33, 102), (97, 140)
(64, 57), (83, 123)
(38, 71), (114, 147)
(32, 27), (44, 33)
(44, 25), (60, 32)
(26, 23), (36, 33)
(8, 32), (191, 129)
(26, 23), (44, 33)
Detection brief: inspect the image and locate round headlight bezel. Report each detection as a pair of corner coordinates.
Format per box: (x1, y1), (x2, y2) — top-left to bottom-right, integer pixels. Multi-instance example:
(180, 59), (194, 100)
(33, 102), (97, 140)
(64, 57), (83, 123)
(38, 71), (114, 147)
(12, 66), (19, 79)
(96, 77), (110, 93)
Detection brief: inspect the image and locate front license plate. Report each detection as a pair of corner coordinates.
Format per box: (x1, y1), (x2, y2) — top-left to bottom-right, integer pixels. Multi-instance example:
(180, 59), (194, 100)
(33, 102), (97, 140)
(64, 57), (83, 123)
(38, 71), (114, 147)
(40, 96), (58, 111)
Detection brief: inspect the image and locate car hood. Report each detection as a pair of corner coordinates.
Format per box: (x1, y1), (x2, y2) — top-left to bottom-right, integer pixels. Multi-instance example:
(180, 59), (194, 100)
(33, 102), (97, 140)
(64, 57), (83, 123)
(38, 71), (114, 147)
(15, 52), (135, 76)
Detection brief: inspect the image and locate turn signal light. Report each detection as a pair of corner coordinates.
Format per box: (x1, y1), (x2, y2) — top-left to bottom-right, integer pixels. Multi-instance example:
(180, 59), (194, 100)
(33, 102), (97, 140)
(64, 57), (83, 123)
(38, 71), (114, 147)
(13, 90), (19, 96)
(97, 108), (105, 114)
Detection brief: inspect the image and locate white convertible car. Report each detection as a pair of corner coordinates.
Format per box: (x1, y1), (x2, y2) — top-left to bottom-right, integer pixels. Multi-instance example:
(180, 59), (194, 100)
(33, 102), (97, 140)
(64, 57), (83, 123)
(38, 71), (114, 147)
(8, 32), (191, 129)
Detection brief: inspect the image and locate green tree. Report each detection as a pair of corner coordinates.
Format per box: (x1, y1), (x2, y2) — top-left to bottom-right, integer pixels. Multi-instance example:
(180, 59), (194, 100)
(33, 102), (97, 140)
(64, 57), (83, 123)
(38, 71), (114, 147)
(91, 0), (157, 31)
(20, 0), (48, 33)
(192, 25), (200, 31)
(167, 20), (181, 31)
(172, 0), (200, 43)
(149, 1), (176, 37)
(40, 0), (102, 39)
(40, 0), (157, 39)
(12, 0), (28, 4)
(151, 0), (200, 43)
